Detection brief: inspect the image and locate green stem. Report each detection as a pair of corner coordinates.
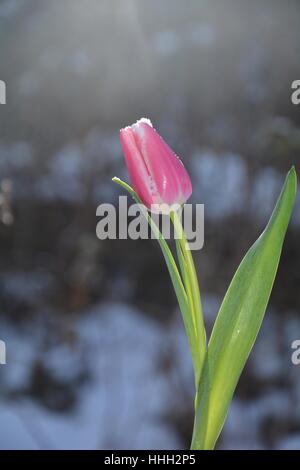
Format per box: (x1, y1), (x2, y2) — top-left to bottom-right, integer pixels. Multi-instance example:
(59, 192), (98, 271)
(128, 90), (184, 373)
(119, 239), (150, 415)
(171, 210), (207, 389)
(112, 178), (207, 447)
(171, 210), (207, 449)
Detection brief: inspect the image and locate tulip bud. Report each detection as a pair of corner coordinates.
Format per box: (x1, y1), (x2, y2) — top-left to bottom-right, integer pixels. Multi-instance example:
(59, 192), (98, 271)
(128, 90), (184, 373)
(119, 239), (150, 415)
(120, 118), (192, 213)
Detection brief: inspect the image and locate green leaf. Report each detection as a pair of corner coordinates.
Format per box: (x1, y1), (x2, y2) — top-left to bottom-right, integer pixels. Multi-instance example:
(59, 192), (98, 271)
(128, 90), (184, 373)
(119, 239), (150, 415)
(192, 167), (297, 450)
(112, 177), (201, 386)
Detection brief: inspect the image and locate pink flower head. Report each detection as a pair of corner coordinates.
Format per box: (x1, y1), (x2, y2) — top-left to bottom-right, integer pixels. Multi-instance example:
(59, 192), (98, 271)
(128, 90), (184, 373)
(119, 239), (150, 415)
(120, 118), (192, 213)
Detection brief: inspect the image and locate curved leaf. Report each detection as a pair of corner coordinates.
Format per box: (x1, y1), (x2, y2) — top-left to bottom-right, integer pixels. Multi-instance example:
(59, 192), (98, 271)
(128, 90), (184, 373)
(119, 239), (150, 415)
(112, 177), (202, 386)
(192, 167), (297, 449)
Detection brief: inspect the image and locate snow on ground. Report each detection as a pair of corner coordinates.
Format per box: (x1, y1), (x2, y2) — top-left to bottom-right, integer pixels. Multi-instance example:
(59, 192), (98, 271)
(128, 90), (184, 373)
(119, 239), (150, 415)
(0, 302), (190, 449)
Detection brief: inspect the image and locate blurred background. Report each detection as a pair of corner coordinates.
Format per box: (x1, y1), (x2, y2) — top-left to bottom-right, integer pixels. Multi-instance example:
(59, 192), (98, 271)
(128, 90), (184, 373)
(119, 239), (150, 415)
(0, 0), (300, 450)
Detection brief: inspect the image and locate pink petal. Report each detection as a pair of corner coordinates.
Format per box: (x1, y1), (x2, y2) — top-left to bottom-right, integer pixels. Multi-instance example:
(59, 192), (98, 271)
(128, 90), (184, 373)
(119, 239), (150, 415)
(132, 121), (192, 205)
(120, 127), (160, 208)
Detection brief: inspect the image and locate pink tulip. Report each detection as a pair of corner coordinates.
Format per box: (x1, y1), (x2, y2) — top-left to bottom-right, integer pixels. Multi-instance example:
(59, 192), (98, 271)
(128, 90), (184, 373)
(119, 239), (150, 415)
(120, 118), (192, 213)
